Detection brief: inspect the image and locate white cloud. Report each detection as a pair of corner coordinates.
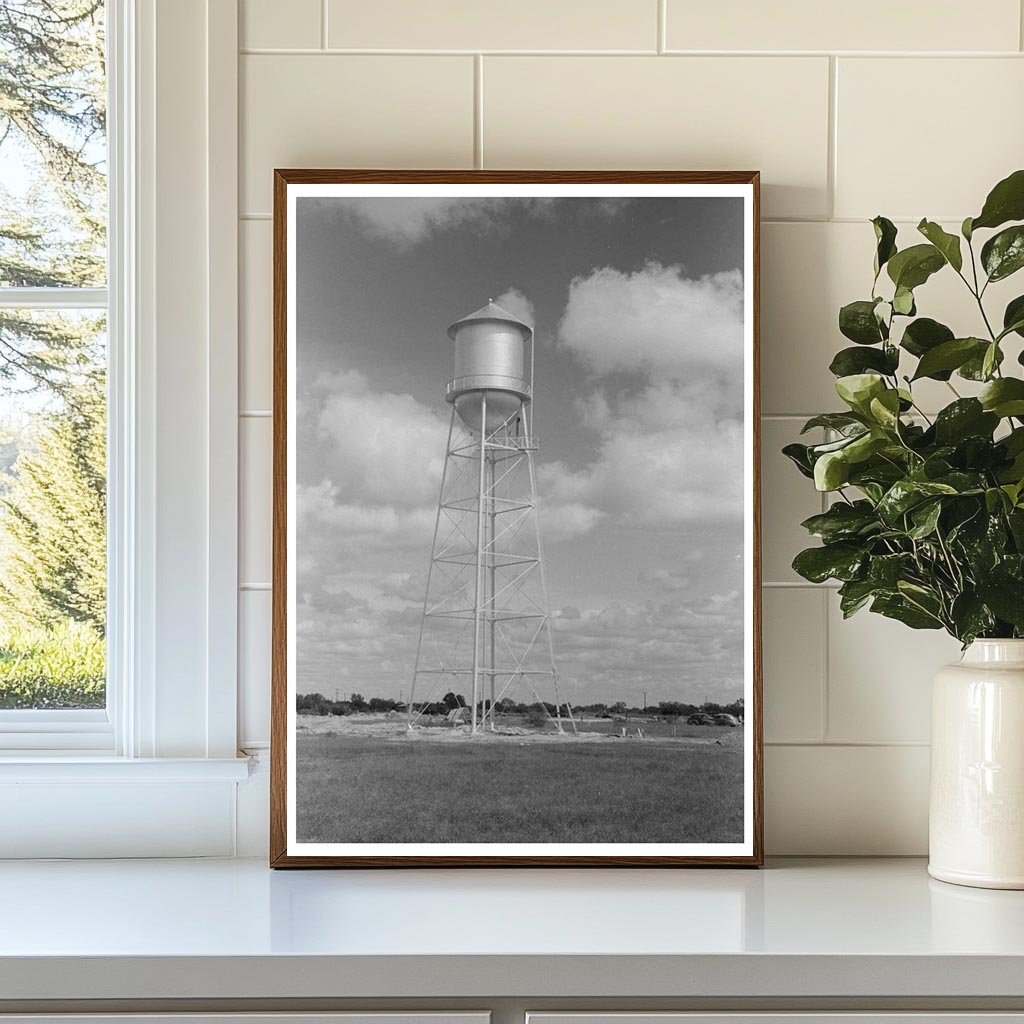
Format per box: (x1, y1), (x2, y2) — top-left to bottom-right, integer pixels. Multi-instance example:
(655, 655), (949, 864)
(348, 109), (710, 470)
(540, 260), (747, 528)
(538, 500), (603, 541)
(557, 261), (743, 379)
(549, 592), (745, 701)
(540, 382), (744, 526)
(324, 197), (556, 247)
(307, 370), (448, 507)
(297, 480), (436, 554)
(316, 196), (636, 248)
(493, 286), (535, 328)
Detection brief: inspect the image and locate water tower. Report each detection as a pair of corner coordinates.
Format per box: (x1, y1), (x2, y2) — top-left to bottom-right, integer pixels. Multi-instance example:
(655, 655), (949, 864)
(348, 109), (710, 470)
(408, 301), (572, 734)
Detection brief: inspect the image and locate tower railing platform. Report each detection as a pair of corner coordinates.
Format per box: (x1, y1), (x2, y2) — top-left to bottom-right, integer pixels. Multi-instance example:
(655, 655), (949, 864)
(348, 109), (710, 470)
(445, 374), (533, 400)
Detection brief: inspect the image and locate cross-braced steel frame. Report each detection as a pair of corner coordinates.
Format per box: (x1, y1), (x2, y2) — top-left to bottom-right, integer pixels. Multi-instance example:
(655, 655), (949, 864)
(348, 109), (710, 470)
(408, 393), (574, 735)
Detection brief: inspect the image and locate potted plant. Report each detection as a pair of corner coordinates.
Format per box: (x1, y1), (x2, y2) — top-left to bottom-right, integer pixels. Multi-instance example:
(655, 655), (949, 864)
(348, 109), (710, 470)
(785, 169), (1024, 889)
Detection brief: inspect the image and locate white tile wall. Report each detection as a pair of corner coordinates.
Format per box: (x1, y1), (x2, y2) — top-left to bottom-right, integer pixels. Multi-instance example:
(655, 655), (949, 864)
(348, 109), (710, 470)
(240, 54), (474, 213)
(836, 58), (1024, 221)
(326, 0), (657, 51)
(483, 56), (831, 219)
(665, 0), (1021, 53)
(241, 0), (321, 50)
(235, 2), (1024, 854)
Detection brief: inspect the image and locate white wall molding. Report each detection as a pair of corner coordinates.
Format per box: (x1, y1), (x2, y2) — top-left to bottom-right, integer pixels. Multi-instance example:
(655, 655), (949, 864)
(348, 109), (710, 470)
(0, 756), (251, 782)
(0, 0), (244, 858)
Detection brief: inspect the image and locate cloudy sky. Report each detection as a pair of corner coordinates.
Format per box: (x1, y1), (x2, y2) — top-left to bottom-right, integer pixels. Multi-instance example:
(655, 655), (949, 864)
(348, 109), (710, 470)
(294, 194), (747, 707)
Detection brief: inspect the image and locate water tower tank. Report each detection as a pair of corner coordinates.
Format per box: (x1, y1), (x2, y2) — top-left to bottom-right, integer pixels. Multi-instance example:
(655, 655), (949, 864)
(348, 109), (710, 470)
(445, 301), (533, 433)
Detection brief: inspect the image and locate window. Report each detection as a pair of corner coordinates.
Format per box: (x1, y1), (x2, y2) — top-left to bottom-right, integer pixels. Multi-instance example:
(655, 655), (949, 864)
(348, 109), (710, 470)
(0, 1), (109, 738)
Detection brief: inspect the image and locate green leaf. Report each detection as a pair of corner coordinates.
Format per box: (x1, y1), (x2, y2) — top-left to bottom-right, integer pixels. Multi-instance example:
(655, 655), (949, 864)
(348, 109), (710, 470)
(800, 413), (865, 435)
(877, 479), (958, 524)
(829, 345), (899, 378)
(782, 442), (814, 479)
(971, 169), (1024, 232)
(976, 575), (1024, 629)
(900, 317), (954, 364)
(950, 593), (995, 644)
(814, 450), (850, 491)
(960, 344), (1004, 381)
(809, 433), (866, 456)
(887, 244), (946, 291)
(872, 216), (898, 278)
(800, 501), (878, 543)
(871, 594), (943, 630)
(933, 399), (999, 444)
(868, 552), (914, 587)
(835, 373), (887, 413)
(838, 578), (881, 618)
(911, 337), (988, 381)
(868, 389), (901, 430)
(792, 543), (866, 584)
(980, 378), (1024, 418)
(846, 432), (888, 465)
(982, 341), (1000, 381)
(839, 299), (887, 345)
(908, 500), (943, 540)
(962, 216), (974, 241)
(917, 219), (963, 272)
(892, 286), (916, 316)
(1003, 295), (1024, 339)
(981, 225), (1024, 282)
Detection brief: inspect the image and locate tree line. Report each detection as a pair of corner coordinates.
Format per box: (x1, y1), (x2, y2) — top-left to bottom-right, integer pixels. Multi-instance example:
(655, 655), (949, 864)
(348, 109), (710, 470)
(297, 691), (744, 720)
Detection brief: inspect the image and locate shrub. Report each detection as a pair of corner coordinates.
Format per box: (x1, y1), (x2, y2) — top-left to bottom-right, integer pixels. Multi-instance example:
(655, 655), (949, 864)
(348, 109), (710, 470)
(0, 620), (105, 709)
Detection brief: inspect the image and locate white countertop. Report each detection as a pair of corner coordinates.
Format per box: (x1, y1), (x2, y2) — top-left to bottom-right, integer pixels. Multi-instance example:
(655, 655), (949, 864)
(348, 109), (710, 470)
(2, 857), (1024, 1002)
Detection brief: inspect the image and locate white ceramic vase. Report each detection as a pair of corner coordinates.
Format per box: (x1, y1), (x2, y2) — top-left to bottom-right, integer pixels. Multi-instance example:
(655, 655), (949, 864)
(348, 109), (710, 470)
(929, 639), (1024, 889)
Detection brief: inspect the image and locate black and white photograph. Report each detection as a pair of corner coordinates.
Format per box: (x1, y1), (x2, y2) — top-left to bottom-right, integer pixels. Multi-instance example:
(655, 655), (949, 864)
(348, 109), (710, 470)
(273, 172), (762, 866)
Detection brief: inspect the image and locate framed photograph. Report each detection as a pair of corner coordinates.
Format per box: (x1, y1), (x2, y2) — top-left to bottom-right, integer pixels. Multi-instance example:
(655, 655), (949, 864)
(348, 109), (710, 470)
(270, 170), (762, 867)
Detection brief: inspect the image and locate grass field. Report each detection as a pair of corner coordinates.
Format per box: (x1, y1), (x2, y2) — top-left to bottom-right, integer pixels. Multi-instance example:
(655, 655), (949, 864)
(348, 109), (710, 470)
(296, 732), (744, 844)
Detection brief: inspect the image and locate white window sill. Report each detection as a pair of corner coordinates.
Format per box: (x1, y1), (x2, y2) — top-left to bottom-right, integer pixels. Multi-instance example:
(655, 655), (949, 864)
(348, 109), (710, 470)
(0, 755), (252, 782)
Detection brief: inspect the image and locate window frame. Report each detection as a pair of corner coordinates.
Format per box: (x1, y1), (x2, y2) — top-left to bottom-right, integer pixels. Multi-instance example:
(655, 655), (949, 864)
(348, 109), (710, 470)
(0, 4), (121, 751)
(0, 0), (243, 776)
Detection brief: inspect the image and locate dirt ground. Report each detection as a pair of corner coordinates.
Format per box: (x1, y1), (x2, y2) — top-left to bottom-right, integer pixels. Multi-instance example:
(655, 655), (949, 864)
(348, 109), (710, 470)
(296, 711), (744, 748)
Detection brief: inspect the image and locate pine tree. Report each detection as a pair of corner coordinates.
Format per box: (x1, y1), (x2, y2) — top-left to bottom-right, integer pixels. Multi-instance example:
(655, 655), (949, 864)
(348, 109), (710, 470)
(0, 371), (105, 632)
(0, 0), (106, 393)
(0, 1), (107, 649)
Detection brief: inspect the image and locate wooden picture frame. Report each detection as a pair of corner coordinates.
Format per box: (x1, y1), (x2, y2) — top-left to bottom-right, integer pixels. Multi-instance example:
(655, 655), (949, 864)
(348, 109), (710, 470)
(271, 170), (762, 867)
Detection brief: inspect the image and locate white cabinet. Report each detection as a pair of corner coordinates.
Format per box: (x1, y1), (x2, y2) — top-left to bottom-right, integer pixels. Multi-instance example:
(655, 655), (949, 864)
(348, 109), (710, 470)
(0, 1017), (489, 1024)
(529, 1017), (1024, 1024)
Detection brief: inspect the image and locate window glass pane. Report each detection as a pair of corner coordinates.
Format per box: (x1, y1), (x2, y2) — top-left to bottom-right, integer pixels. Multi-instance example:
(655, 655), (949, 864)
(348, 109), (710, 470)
(0, 309), (105, 709)
(0, 1), (107, 288)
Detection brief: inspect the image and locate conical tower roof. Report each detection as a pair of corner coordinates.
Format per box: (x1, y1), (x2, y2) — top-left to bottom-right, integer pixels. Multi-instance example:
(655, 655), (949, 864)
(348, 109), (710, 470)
(447, 300), (533, 342)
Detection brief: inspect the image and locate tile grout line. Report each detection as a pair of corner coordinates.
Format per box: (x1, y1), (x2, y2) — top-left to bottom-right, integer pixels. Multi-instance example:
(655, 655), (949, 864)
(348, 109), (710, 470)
(827, 55), (838, 220)
(766, 740), (931, 748)
(820, 587), (830, 743)
(321, 0), (329, 50)
(237, 47), (1024, 57)
(657, 0), (666, 53)
(1021, 0), (1024, 51)
(474, 55), (484, 169)
(819, 429), (832, 742)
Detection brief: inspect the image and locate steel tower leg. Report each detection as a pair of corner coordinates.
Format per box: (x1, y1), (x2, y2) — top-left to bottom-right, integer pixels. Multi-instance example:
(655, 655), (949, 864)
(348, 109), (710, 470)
(408, 406), (457, 727)
(527, 440), (577, 737)
(470, 393), (488, 735)
(488, 451), (497, 731)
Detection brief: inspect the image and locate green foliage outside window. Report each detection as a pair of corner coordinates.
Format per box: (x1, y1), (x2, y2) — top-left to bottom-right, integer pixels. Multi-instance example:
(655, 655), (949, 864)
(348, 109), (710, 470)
(0, 1), (107, 708)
